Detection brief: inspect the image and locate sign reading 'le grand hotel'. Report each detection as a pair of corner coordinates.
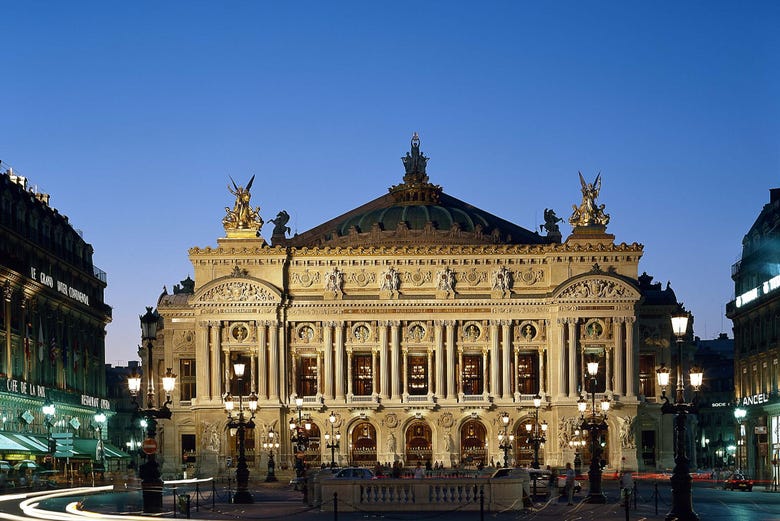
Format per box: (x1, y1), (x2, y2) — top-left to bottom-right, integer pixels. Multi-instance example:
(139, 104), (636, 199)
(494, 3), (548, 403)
(151, 135), (684, 476)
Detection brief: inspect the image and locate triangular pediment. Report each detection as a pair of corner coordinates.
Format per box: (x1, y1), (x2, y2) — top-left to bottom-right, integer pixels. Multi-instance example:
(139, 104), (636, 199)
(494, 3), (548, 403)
(191, 275), (281, 306)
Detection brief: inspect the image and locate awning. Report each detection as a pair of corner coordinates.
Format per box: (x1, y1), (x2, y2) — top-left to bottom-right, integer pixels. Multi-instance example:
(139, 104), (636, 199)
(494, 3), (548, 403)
(0, 433), (29, 452)
(2, 434), (48, 454)
(70, 439), (131, 459)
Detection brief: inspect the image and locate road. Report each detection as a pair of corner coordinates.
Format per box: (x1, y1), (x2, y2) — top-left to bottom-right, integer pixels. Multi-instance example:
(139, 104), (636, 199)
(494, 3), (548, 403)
(0, 477), (778, 521)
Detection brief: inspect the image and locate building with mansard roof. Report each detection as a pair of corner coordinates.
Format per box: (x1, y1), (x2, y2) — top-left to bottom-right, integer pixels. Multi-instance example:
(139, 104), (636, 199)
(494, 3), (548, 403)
(151, 135), (687, 478)
(0, 164), (124, 473)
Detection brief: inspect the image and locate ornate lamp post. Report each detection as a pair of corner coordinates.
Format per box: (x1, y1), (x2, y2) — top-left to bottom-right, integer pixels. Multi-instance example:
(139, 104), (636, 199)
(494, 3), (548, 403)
(656, 311), (703, 521)
(325, 411), (340, 468)
(42, 398), (56, 465)
(263, 429), (279, 482)
(93, 410), (106, 474)
(579, 358), (610, 503)
(289, 397), (311, 479)
(734, 408), (746, 473)
(498, 412), (514, 468)
(128, 307), (177, 514)
(526, 394), (548, 469)
(223, 361), (258, 504)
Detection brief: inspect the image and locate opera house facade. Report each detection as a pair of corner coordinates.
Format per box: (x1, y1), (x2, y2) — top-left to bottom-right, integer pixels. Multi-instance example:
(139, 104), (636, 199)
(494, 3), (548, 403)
(151, 136), (684, 477)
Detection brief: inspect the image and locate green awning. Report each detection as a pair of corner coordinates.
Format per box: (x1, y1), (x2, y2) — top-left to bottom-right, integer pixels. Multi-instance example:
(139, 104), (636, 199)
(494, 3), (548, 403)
(3, 434), (48, 454)
(0, 434), (29, 452)
(70, 439), (131, 459)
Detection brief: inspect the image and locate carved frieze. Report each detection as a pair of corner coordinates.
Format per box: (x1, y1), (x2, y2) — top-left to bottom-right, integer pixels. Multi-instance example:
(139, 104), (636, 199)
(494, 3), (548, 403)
(291, 270), (321, 288)
(199, 281), (276, 303)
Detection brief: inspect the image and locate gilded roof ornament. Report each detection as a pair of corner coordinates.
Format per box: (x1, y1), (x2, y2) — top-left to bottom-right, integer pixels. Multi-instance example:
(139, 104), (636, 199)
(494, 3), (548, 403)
(569, 172), (610, 228)
(223, 175), (264, 238)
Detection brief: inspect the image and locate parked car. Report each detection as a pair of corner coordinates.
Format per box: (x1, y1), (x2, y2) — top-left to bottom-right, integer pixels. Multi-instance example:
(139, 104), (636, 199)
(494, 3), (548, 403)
(724, 473), (753, 491)
(333, 467), (375, 479)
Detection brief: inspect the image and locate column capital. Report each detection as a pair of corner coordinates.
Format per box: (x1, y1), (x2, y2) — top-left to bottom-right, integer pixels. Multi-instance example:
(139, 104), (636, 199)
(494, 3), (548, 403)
(624, 316), (636, 325)
(208, 320), (222, 328)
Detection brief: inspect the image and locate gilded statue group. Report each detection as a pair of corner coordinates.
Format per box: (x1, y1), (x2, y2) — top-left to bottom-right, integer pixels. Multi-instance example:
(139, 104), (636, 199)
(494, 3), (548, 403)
(223, 175), (264, 231)
(569, 172), (610, 228)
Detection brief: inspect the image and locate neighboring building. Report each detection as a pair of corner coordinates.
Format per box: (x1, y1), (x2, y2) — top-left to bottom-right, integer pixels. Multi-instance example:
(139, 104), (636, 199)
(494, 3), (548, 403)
(105, 361), (142, 471)
(0, 164), (120, 472)
(726, 186), (780, 485)
(691, 334), (736, 470)
(149, 136), (689, 477)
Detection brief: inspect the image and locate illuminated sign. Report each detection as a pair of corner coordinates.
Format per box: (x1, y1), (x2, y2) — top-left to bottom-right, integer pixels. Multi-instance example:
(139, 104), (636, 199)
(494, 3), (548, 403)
(29, 267), (89, 306)
(741, 393), (770, 407)
(81, 394), (110, 410)
(3, 379), (47, 398)
(736, 274), (780, 308)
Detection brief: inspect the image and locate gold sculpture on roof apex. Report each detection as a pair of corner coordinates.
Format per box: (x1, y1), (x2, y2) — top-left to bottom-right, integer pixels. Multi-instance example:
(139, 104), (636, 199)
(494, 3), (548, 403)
(569, 172), (610, 228)
(223, 175), (264, 238)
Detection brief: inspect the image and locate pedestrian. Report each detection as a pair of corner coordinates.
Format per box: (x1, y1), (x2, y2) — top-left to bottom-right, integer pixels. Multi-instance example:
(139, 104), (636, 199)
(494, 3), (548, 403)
(414, 461), (425, 479)
(547, 465), (557, 498)
(565, 462), (575, 505)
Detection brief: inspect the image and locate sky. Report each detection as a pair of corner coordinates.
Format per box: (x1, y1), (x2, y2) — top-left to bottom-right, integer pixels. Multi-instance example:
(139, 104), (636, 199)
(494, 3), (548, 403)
(2, 1), (779, 366)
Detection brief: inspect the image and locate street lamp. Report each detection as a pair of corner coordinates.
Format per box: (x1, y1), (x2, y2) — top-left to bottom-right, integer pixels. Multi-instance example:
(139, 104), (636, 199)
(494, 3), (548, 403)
(656, 310), (703, 521)
(223, 361), (258, 504)
(289, 397), (311, 479)
(127, 306), (177, 514)
(263, 429), (279, 482)
(526, 394), (548, 470)
(93, 410), (106, 475)
(325, 411), (340, 468)
(734, 408), (746, 473)
(42, 398), (56, 465)
(498, 412), (514, 468)
(579, 358), (610, 503)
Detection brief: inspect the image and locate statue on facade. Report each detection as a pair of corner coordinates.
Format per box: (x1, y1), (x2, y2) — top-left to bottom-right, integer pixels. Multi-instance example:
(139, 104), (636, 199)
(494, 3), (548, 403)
(437, 267), (455, 295)
(269, 210), (291, 238)
(386, 433), (397, 455)
(325, 267), (344, 296)
(223, 175), (264, 233)
(491, 266), (512, 296)
(401, 132), (429, 178)
(620, 415), (636, 448)
(380, 266), (400, 293)
(569, 172), (610, 228)
(540, 208), (563, 235)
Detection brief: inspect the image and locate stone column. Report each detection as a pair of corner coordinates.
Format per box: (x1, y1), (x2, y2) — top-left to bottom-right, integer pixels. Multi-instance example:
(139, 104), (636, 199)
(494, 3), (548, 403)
(557, 319), (567, 398)
(605, 346), (612, 393)
(323, 322), (333, 400)
(402, 348), (409, 396)
(379, 322), (389, 400)
(490, 321), (500, 398)
(482, 349), (489, 396)
(371, 349), (378, 396)
(613, 319), (624, 396)
(210, 321), (222, 399)
(568, 320), (577, 398)
(346, 350), (353, 397)
(257, 322), (267, 400)
(458, 349), (464, 396)
(502, 321), (512, 400)
(625, 317), (636, 397)
(335, 322), (345, 400)
(291, 354), (298, 397)
(317, 351), (323, 395)
(538, 348), (545, 396)
(196, 321), (209, 401)
(435, 321), (444, 399)
(391, 322), (401, 400)
(446, 321), (456, 399)
(269, 323), (279, 401)
(426, 349), (433, 395)
(514, 348), (520, 398)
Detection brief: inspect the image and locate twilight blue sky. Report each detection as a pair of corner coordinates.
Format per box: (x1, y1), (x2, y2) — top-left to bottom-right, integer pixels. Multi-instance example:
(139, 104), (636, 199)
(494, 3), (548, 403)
(2, 1), (779, 365)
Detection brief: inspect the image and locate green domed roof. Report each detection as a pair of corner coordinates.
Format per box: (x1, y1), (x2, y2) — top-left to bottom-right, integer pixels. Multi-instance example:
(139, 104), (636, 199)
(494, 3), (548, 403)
(280, 135), (555, 248)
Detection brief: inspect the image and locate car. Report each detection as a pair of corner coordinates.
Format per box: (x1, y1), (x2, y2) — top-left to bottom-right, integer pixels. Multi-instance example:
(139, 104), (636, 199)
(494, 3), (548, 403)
(724, 473), (753, 491)
(490, 468), (530, 479)
(333, 467), (375, 479)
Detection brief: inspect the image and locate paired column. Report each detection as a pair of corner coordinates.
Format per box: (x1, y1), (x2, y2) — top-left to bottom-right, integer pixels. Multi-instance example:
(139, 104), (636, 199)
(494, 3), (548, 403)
(402, 348), (409, 396)
(446, 322), (456, 399)
(557, 319), (567, 398)
(390, 322), (401, 400)
(625, 317), (636, 397)
(501, 321), (512, 400)
(335, 323), (345, 400)
(372, 349), (378, 395)
(268, 323), (279, 401)
(613, 319), (624, 396)
(434, 321), (444, 399)
(257, 322), (267, 400)
(196, 322), (210, 400)
(567, 320), (578, 398)
(379, 322), (389, 400)
(323, 323), (334, 400)
(490, 321), (500, 397)
(210, 321), (222, 399)
(346, 350), (353, 396)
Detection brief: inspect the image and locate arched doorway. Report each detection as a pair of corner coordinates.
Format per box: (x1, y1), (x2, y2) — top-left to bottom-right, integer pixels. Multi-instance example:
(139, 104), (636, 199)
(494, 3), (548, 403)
(350, 421), (377, 465)
(460, 420), (487, 468)
(304, 423), (321, 466)
(577, 424), (609, 473)
(514, 418), (546, 468)
(404, 421), (432, 464)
